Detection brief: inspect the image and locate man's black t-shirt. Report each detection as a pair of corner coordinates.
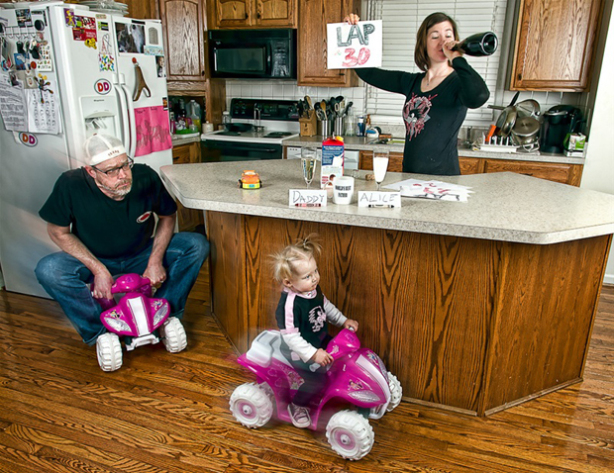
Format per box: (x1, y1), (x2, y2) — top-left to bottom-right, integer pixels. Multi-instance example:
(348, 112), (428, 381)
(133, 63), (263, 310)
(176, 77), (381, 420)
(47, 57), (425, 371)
(39, 164), (177, 259)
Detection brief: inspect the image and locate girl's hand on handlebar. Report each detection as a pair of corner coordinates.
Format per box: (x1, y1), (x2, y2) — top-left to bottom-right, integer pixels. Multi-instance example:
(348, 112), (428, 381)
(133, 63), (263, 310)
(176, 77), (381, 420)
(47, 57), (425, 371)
(344, 319), (359, 332)
(312, 348), (333, 366)
(344, 13), (360, 25)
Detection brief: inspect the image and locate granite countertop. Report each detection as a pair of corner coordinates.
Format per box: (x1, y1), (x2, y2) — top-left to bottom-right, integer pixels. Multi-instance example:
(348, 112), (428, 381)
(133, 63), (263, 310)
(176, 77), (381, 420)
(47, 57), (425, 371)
(161, 160), (614, 245)
(171, 133), (201, 146)
(282, 135), (585, 165)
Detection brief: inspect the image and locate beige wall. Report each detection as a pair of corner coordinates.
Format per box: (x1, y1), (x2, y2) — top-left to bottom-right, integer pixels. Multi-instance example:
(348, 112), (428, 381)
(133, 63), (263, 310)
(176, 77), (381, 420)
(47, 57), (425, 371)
(581, 3), (614, 284)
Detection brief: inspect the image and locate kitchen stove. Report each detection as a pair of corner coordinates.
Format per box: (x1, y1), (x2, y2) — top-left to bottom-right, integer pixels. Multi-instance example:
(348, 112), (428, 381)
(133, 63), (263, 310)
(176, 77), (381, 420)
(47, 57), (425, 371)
(202, 99), (300, 161)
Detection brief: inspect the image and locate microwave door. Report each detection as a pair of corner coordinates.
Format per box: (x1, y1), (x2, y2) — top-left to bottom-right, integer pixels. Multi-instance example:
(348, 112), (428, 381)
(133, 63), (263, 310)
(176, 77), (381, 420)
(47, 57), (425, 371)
(214, 46), (267, 78)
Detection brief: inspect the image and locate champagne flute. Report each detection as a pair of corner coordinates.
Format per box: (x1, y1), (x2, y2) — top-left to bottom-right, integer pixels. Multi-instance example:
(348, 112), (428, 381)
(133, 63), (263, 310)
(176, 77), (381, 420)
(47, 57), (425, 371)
(301, 146), (318, 188)
(373, 149), (389, 191)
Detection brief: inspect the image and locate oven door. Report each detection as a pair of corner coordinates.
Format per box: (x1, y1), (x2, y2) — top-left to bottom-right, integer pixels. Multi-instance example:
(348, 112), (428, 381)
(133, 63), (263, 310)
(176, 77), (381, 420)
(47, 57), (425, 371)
(202, 140), (282, 162)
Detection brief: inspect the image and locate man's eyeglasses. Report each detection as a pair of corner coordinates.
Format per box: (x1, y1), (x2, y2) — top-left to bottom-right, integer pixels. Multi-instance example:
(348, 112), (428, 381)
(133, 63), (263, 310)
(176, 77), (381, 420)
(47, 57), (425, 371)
(92, 158), (134, 178)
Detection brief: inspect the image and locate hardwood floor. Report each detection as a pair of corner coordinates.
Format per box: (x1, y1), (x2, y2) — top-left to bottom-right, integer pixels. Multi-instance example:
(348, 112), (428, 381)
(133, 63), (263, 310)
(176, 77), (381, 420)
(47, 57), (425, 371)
(1, 267), (613, 473)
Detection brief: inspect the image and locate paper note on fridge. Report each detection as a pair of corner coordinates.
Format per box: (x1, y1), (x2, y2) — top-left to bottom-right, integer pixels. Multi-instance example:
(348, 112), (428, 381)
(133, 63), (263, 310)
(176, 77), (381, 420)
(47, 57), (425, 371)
(0, 72), (28, 132)
(327, 20), (382, 69)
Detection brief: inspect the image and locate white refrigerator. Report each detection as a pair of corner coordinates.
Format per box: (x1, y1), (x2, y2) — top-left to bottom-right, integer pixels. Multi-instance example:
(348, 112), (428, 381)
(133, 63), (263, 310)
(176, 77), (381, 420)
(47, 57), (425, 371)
(0, 2), (173, 297)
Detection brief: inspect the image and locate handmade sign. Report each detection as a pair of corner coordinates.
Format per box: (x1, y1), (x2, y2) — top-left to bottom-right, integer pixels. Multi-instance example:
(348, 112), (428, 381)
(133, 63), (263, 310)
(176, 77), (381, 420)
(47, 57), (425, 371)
(358, 191), (401, 208)
(289, 189), (327, 208)
(327, 20), (382, 69)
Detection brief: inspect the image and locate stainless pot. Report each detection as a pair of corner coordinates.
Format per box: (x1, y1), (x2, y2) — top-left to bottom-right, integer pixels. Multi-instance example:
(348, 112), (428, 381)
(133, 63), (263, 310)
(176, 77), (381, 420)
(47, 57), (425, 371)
(511, 116), (540, 146)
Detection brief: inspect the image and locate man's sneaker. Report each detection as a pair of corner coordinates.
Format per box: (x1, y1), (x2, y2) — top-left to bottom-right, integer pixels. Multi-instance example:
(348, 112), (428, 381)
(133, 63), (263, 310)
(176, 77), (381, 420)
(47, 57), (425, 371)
(288, 403), (311, 428)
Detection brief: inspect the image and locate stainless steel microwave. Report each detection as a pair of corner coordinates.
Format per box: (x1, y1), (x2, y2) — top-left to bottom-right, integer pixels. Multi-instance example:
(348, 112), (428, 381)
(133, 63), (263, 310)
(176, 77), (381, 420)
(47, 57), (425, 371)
(208, 29), (297, 79)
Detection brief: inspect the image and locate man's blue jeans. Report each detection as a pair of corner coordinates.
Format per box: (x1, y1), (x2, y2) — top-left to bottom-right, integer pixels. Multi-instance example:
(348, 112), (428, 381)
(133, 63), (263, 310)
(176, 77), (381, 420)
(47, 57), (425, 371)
(35, 232), (209, 345)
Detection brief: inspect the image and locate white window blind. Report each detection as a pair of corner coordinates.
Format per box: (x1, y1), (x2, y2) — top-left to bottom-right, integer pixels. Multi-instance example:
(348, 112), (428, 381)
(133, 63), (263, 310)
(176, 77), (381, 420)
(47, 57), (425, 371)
(365, 0), (507, 126)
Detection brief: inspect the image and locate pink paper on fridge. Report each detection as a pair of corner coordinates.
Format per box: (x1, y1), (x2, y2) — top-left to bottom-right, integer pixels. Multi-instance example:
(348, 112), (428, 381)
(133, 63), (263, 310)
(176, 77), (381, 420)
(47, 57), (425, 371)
(134, 106), (172, 157)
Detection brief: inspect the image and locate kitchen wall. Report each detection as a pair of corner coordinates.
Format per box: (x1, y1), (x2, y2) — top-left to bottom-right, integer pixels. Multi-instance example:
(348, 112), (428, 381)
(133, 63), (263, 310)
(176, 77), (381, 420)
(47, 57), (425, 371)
(224, 79), (366, 122)
(580, 0), (614, 284)
(223, 0), (582, 138)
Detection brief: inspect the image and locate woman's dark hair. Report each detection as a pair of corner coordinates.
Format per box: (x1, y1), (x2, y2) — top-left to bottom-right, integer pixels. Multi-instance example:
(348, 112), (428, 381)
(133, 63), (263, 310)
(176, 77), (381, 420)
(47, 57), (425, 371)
(414, 12), (459, 71)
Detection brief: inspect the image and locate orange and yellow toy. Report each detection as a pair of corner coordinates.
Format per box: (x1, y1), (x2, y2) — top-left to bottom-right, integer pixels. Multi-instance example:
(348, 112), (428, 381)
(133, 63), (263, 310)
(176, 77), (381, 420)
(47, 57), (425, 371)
(239, 170), (261, 189)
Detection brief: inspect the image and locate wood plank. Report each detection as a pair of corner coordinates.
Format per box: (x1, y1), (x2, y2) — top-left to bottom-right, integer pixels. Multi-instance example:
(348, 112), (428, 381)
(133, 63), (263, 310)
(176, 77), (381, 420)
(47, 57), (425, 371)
(1, 264), (613, 472)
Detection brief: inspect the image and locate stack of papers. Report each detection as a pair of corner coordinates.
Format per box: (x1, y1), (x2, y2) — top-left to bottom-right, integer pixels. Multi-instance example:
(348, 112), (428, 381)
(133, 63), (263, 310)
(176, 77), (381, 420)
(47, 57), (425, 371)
(385, 179), (473, 202)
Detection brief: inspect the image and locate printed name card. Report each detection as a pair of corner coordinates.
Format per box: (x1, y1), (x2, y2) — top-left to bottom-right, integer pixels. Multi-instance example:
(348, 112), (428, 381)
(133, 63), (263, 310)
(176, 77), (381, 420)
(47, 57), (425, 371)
(327, 20), (382, 69)
(289, 189), (327, 208)
(358, 191), (401, 208)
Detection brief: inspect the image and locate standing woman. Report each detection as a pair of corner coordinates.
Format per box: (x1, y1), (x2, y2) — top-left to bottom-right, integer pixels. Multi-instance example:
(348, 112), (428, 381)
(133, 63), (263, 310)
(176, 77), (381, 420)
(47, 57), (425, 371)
(345, 12), (490, 176)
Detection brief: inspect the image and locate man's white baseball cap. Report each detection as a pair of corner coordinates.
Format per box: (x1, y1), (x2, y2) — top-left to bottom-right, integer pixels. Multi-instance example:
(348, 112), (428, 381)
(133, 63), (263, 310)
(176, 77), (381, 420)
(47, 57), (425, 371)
(84, 134), (127, 166)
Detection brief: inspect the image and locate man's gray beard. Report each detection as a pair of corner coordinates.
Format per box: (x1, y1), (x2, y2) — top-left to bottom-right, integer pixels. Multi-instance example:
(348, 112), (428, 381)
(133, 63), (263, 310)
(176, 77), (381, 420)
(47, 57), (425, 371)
(100, 180), (132, 197)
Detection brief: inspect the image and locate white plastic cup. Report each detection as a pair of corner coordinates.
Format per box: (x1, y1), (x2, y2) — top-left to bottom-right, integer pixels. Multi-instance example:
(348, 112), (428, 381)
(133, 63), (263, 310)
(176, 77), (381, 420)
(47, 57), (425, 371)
(333, 176), (355, 205)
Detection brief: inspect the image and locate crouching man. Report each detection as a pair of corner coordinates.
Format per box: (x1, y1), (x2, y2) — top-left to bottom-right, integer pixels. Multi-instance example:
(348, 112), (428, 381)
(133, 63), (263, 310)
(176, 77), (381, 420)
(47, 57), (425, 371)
(35, 134), (209, 346)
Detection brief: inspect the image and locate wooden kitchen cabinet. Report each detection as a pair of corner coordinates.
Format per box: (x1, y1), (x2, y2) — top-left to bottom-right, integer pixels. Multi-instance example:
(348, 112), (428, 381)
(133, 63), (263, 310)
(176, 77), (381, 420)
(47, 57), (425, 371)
(297, 0), (359, 87)
(172, 142), (204, 231)
(482, 158), (583, 186)
(359, 151), (403, 172)
(123, 0), (158, 19)
(208, 0), (296, 28)
(159, 0), (207, 85)
(158, 0), (226, 126)
(510, 0), (603, 91)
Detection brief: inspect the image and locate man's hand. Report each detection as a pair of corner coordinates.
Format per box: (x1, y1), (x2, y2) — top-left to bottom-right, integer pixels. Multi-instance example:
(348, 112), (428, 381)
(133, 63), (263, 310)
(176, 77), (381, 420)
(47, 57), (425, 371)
(344, 319), (359, 332)
(312, 348), (333, 366)
(143, 262), (167, 288)
(91, 269), (114, 300)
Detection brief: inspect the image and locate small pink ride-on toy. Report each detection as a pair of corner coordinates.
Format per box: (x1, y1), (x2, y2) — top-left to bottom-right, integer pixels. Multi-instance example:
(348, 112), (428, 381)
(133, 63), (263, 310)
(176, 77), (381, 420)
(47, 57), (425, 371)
(93, 273), (187, 372)
(230, 328), (402, 460)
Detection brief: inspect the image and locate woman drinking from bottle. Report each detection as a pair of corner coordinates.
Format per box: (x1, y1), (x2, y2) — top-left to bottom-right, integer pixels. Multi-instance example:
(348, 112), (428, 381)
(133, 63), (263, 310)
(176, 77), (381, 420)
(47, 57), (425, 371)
(345, 12), (490, 176)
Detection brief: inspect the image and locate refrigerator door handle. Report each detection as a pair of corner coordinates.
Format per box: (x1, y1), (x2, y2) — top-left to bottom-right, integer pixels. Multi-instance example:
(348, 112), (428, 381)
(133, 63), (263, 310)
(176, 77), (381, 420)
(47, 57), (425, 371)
(115, 79), (131, 152)
(120, 82), (137, 158)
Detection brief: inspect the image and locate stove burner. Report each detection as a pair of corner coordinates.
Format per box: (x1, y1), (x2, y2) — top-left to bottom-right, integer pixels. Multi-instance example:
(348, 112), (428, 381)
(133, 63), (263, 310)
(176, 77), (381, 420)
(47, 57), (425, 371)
(265, 132), (293, 138)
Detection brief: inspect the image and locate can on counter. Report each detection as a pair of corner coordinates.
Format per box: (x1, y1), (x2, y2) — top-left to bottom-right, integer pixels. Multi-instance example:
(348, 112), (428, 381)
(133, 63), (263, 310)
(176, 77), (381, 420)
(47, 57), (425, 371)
(357, 116), (366, 137)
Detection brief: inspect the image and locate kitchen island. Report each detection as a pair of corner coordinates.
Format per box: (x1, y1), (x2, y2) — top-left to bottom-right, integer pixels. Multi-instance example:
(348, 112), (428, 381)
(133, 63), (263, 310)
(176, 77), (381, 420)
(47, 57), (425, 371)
(161, 160), (614, 416)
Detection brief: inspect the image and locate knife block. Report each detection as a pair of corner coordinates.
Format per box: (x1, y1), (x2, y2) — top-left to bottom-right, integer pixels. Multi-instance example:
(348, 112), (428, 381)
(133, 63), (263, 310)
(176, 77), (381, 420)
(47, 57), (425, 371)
(299, 113), (317, 137)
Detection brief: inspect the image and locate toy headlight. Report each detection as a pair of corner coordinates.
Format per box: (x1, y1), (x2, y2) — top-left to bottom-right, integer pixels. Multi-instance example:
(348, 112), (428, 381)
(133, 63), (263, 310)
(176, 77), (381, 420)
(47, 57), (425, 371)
(348, 391), (381, 403)
(104, 317), (131, 332)
(153, 304), (169, 325)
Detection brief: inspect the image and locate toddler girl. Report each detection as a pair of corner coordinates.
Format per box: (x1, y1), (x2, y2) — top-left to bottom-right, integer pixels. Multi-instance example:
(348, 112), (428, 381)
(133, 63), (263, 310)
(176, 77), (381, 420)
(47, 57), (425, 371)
(271, 234), (359, 428)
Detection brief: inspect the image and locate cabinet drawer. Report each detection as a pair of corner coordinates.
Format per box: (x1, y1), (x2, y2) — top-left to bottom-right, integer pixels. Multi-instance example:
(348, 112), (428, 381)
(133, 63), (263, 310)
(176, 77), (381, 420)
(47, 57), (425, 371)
(483, 159), (582, 186)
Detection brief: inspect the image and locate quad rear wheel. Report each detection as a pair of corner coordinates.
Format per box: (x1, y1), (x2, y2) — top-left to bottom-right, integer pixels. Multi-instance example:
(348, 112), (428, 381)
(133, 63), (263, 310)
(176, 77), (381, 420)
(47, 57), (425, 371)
(230, 383), (273, 428)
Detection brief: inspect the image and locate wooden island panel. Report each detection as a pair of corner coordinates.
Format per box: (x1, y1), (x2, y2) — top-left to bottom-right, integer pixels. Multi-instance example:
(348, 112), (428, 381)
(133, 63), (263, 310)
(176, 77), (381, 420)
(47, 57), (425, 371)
(207, 211), (611, 415)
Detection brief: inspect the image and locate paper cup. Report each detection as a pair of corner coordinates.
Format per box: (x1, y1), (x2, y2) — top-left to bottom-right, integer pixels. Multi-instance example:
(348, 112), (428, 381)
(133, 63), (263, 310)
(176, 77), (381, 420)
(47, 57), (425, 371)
(333, 176), (355, 205)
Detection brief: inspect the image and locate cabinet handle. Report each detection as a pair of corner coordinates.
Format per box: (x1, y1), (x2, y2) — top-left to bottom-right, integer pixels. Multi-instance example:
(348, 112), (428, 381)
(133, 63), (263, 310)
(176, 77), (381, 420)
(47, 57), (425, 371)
(517, 73), (522, 81)
(201, 70), (205, 76)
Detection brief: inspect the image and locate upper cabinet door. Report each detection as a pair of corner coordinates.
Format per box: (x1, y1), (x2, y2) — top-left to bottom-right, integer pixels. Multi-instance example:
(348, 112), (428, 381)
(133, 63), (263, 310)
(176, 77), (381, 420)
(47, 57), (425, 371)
(297, 0), (359, 87)
(510, 0), (603, 91)
(159, 0), (207, 84)
(213, 0), (253, 28)
(209, 0), (295, 28)
(256, 0), (296, 27)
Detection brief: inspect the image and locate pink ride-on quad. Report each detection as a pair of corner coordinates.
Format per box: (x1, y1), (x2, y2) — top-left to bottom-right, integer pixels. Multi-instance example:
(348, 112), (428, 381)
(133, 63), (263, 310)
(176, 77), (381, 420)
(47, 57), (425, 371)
(93, 273), (187, 372)
(229, 328), (403, 460)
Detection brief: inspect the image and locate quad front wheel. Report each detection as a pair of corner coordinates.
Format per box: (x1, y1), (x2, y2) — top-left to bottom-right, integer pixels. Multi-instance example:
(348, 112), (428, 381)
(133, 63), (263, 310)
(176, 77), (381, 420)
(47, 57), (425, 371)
(161, 317), (187, 353)
(96, 333), (123, 372)
(230, 383), (273, 428)
(326, 410), (374, 460)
